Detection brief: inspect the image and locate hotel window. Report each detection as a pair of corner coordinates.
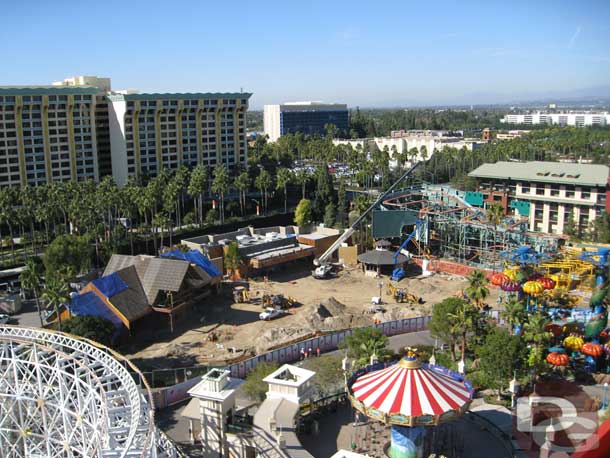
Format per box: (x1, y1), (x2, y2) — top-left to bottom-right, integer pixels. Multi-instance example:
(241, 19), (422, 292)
(535, 186), (545, 196)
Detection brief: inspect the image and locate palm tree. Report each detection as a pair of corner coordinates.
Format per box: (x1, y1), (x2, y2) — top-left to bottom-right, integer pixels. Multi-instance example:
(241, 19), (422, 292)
(211, 165), (229, 224)
(501, 297), (526, 334)
(276, 168), (292, 214)
(295, 169), (309, 200)
(20, 259), (43, 327)
(486, 203), (504, 269)
(41, 276), (70, 332)
(357, 338), (388, 367)
(448, 301), (479, 362)
(188, 163), (208, 226)
(465, 270), (490, 308)
(522, 312), (551, 382)
(234, 171), (251, 216)
(255, 169), (273, 214)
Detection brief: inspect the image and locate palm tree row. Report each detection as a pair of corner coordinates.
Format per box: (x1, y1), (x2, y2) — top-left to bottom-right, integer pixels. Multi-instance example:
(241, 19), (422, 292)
(0, 160), (307, 266)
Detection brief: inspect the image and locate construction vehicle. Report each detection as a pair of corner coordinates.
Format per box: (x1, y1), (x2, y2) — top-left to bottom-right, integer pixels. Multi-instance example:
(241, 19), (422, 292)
(386, 283), (422, 304)
(232, 286), (250, 303)
(312, 161), (423, 277)
(262, 293), (296, 310)
(312, 264), (335, 279)
(391, 219), (425, 281)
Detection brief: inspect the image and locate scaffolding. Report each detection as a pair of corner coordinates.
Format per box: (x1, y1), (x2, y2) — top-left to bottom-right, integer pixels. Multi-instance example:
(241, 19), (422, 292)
(378, 184), (564, 270)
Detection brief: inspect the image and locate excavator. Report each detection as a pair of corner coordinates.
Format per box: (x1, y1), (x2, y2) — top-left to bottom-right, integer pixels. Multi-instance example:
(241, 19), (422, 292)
(312, 161), (423, 279)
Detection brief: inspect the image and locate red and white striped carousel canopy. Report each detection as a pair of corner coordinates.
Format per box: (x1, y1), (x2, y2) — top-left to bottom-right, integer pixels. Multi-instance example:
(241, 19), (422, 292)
(351, 358), (473, 418)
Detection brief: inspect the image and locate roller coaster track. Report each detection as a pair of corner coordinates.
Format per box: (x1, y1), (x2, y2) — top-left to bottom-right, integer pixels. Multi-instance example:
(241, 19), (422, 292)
(0, 325), (183, 458)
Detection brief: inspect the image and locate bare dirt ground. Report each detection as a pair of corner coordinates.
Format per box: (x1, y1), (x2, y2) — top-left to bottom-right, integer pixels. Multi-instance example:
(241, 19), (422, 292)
(124, 266), (501, 369)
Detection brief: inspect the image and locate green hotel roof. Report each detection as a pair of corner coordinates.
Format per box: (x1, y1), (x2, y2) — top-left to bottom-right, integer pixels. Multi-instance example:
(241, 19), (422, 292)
(0, 85), (101, 96)
(469, 161), (609, 187)
(106, 92), (252, 102)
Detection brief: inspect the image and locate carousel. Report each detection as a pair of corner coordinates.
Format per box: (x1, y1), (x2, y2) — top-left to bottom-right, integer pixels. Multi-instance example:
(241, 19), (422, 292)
(347, 353), (474, 458)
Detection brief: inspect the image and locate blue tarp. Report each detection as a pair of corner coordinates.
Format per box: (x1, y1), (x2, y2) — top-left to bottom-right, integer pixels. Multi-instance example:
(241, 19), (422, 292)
(92, 272), (128, 298)
(161, 249), (222, 278)
(69, 292), (124, 340)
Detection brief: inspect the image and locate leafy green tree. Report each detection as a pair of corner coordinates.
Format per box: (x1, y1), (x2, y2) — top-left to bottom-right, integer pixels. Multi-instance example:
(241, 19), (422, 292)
(313, 166), (335, 219)
(205, 208), (218, 226)
(564, 213), (578, 238)
(465, 270), (490, 308)
(41, 276), (70, 331)
(324, 202), (336, 227)
(336, 180), (348, 228)
(43, 234), (91, 277)
(590, 211), (610, 243)
(302, 355), (344, 397)
(224, 241), (241, 279)
(294, 199), (313, 228)
(276, 167), (292, 214)
(62, 315), (116, 346)
(429, 297), (468, 361)
(20, 258), (44, 326)
(188, 163), (208, 226)
(476, 328), (525, 399)
(341, 327), (389, 368)
(211, 165), (229, 224)
(242, 362), (279, 402)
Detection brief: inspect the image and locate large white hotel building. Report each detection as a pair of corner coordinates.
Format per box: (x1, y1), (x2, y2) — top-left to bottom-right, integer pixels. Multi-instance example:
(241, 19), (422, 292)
(0, 76), (251, 187)
(501, 111), (610, 127)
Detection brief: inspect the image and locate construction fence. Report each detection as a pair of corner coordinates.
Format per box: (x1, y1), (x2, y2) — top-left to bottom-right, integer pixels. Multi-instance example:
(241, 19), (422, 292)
(150, 310), (503, 409)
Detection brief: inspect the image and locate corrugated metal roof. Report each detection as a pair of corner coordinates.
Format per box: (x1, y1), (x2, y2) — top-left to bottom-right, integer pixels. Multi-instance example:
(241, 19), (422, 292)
(468, 161), (609, 186)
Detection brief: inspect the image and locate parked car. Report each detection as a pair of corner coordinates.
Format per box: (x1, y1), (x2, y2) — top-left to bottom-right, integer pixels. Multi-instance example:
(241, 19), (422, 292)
(259, 308), (285, 321)
(0, 314), (11, 325)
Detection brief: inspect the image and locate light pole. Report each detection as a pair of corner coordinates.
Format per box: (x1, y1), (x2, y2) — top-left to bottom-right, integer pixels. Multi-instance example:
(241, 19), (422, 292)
(378, 281), (383, 299)
(509, 371), (520, 410)
(602, 382), (608, 410)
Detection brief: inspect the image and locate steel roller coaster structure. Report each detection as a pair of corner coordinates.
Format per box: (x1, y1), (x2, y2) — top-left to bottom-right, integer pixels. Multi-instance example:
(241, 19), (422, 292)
(0, 325), (182, 458)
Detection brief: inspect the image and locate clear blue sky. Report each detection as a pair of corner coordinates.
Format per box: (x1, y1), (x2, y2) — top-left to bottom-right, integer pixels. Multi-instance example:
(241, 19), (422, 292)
(1, 0), (609, 108)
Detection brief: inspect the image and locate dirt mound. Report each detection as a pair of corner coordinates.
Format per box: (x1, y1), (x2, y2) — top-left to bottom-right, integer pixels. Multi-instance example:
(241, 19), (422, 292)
(321, 297), (347, 315)
(306, 297), (351, 331)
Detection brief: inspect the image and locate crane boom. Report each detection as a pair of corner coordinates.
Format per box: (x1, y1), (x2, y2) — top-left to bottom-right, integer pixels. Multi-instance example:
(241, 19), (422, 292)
(314, 161), (423, 266)
(393, 219), (424, 264)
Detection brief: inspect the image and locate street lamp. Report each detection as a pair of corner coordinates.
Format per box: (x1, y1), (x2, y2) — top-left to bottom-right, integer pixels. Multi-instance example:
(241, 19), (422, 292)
(602, 382), (608, 410)
(509, 372), (520, 410)
(378, 281), (383, 298)
(457, 359), (465, 374)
